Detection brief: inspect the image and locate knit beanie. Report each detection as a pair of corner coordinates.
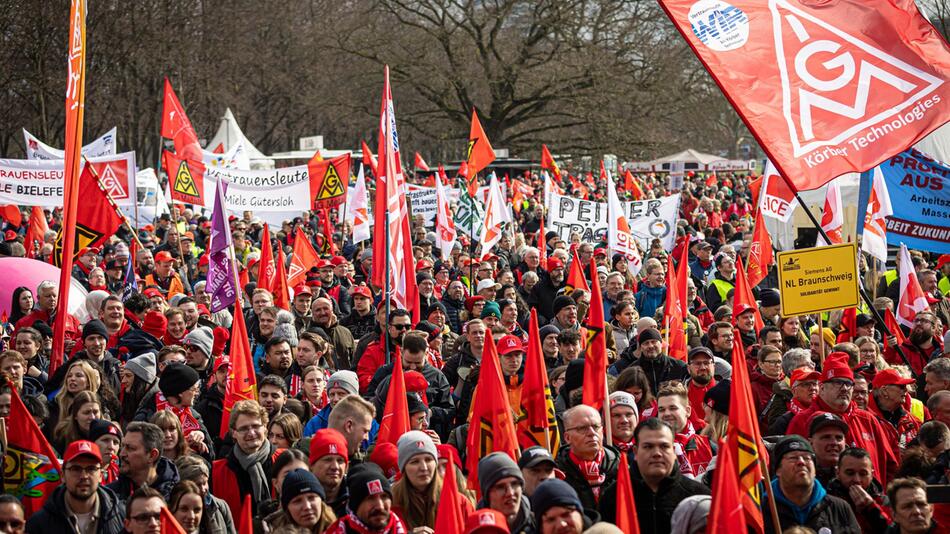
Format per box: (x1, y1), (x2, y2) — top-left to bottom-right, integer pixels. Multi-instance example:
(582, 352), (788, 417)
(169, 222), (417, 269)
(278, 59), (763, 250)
(82, 319), (109, 341)
(552, 296), (576, 318)
(369, 442), (400, 479)
(125, 352), (157, 384)
(183, 327), (214, 358)
(212, 326), (230, 357)
(530, 479), (583, 521)
(88, 419), (122, 442)
(480, 302), (501, 320)
(638, 327), (662, 344)
(347, 465), (392, 511)
(608, 391), (639, 419)
(281, 468), (325, 510)
(396, 430), (437, 473)
(159, 362), (200, 398)
(273, 322), (299, 348)
(670, 495), (712, 534)
(142, 311), (167, 340)
(309, 428), (349, 464)
(539, 324), (560, 341)
(477, 452), (523, 496)
(326, 370), (359, 396)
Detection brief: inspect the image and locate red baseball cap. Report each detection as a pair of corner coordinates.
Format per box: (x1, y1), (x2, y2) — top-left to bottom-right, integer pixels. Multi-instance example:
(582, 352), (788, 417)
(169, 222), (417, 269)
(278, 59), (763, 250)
(733, 303), (755, 316)
(213, 356), (231, 372)
(293, 284), (313, 297)
(872, 368), (915, 389)
(317, 259), (333, 270)
(64, 440), (102, 464)
(464, 509), (510, 534)
(198, 254), (210, 267)
(197, 304), (211, 316)
(78, 246), (100, 257)
(790, 369), (821, 386)
(547, 257), (564, 271)
(351, 284), (372, 299)
(330, 255), (348, 266)
(497, 335), (524, 355)
(309, 428), (349, 464)
(154, 251), (174, 263)
(937, 254), (950, 270)
(143, 288), (163, 299)
(594, 247), (607, 257)
(416, 259), (433, 271)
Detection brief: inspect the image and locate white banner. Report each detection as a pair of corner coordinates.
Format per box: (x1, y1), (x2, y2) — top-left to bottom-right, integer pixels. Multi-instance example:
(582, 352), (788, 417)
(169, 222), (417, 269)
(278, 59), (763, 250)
(23, 127), (117, 160)
(406, 183), (504, 227)
(195, 165), (314, 213)
(0, 152), (137, 207)
(548, 193), (681, 252)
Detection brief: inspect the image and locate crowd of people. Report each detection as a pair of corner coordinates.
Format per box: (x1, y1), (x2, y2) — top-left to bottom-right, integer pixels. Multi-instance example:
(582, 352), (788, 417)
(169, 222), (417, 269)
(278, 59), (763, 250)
(0, 167), (949, 534)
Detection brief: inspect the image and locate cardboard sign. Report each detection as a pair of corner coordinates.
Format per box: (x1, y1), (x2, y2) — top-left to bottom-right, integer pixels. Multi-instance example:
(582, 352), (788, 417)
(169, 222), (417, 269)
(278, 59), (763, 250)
(778, 242), (859, 316)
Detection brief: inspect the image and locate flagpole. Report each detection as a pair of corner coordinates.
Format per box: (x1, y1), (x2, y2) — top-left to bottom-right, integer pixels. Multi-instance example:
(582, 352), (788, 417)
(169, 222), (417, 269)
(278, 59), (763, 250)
(758, 457), (783, 530)
(384, 189), (391, 367)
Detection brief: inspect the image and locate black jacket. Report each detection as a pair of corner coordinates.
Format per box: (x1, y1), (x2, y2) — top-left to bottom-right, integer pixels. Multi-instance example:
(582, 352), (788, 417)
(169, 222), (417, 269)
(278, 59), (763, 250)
(633, 355), (688, 396)
(26, 484), (125, 534)
(599, 461), (710, 534)
(826, 478), (890, 533)
(196, 384), (227, 453)
(369, 362), (455, 439)
(106, 456), (181, 503)
(528, 275), (566, 323)
(340, 309), (376, 341)
(556, 445), (621, 515)
(764, 481), (860, 534)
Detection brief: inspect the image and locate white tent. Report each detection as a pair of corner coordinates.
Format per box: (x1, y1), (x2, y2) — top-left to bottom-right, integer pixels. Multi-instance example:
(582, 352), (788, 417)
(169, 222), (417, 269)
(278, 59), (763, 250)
(649, 148), (727, 167)
(205, 108), (273, 168)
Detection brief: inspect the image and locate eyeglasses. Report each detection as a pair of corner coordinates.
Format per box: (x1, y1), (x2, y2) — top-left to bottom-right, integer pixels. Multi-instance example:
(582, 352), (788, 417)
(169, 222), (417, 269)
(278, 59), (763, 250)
(233, 423), (263, 435)
(566, 424), (602, 435)
(826, 380), (854, 389)
(65, 465), (102, 477)
(762, 359), (783, 365)
(131, 513), (162, 524)
(392, 324), (412, 331)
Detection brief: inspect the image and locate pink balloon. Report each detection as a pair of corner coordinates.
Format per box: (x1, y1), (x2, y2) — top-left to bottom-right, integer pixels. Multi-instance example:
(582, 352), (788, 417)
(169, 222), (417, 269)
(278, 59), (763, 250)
(0, 257), (89, 320)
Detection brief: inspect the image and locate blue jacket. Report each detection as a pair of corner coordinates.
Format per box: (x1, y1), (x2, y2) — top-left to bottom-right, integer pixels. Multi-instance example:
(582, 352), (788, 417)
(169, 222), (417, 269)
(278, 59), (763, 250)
(303, 404), (379, 451)
(635, 284), (666, 320)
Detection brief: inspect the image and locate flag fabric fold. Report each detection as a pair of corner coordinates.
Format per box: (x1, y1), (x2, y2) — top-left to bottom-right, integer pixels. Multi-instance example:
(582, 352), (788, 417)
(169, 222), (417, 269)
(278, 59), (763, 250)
(160, 505), (188, 534)
(466, 109), (496, 194)
(747, 212), (773, 288)
(606, 169), (643, 276)
(862, 166), (893, 263)
(257, 223), (277, 294)
(206, 180), (237, 313)
(734, 255), (765, 336)
(435, 170), (457, 260)
(433, 447), (472, 534)
(414, 152), (430, 171)
(664, 253), (688, 362)
(583, 260), (609, 411)
(361, 140), (378, 176)
(897, 243), (931, 328)
(615, 453), (641, 534)
(288, 228), (319, 288)
(52, 163), (123, 269)
(346, 164), (371, 245)
(160, 78), (203, 162)
(706, 437), (748, 534)
(818, 178), (844, 246)
(725, 333), (766, 533)
(272, 244), (290, 311)
(3, 381), (62, 515)
(479, 173), (510, 260)
(519, 309), (560, 455)
(377, 352), (410, 445)
(565, 247), (590, 293)
(220, 299), (258, 438)
(541, 144), (561, 179)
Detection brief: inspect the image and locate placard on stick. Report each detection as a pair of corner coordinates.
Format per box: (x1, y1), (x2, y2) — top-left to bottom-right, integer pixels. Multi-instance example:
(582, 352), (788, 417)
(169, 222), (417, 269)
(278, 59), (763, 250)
(777, 242), (859, 317)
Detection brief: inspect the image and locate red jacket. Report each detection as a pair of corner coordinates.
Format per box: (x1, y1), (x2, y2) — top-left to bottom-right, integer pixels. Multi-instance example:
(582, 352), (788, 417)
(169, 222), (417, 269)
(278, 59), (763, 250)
(676, 429), (714, 477)
(868, 394), (921, 450)
(16, 309), (80, 340)
(356, 341), (399, 395)
(886, 337), (943, 376)
(787, 396), (899, 485)
(687, 380), (713, 431)
(749, 371), (780, 415)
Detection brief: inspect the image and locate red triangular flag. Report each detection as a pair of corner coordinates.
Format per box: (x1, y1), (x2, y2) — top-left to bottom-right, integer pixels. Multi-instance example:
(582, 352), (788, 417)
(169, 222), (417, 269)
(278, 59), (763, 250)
(238, 494), (253, 534)
(433, 447), (471, 534)
(583, 260), (609, 411)
(288, 228), (319, 287)
(220, 299), (258, 438)
(160, 505), (188, 534)
(257, 224), (277, 293)
(377, 352), (410, 445)
(734, 256), (765, 336)
(160, 78), (203, 162)
(615, 453), (641, 534)
(4, 380), (62, 515)
(565, 246), (590, 293)
(0, 205), (22, 227)
(725, 334), (766, 533)
(537, 214), (548, 271)
(541, 144), (561, 179)
(24, 206), (49, 259)
(883, 307), (906, 351)
(361, 140), (378, 176)
(467, 109), (496, 194)
(665, 253), (688, 362)
(706, 438), (747, 534)
(414, 152), (430, 171)
(747, 212), (773, 288)
(520, 309), (560, 454)
(272, 243), (290, 311)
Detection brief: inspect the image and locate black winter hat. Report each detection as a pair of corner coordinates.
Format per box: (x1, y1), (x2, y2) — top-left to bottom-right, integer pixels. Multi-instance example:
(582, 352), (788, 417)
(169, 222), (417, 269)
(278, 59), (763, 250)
(704, 379), (730, 416)
(82, 320), (109, 341)
(552, 295), (576, 317)
(638, 327), (662, 344)
(770, 435), (815, 474)
(347, 464), (392, 511)
(281, 468), (325, 510)
(159, 362), (200, 398)
(530, 479), (583, 521)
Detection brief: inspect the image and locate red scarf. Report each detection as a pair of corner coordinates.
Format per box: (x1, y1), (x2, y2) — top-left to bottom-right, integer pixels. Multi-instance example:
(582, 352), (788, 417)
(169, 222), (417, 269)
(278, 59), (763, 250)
(326, 511), (408, 534)
(788, 397), (811, 414)
(568, 448), (606, 500)
(674, 422), (698, 475)
(613, 439), (635, 453)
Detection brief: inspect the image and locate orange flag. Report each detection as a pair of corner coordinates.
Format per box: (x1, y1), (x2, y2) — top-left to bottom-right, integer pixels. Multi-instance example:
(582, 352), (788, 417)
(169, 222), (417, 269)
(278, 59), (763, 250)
(272, 244), (290, 311)
(519, 309), (560, 455)
(24, 206), (49, 259)
(220, 299), (258, 438)
(466, 109), (496, 195)
(433, 448), (470, 534)
(537, 214), (548, 271)
(734, 255), (765, 335)
(883, 308), (906, 351)
(288, 228), (319, 287)
(664, 254), (688, 361)
(0, 205), (22, 227)
(4, 380), (62, 515)
(541, 144), (561, 179)
(377, 352), (410, 445)
(565, 246), (590, 293)
(707, 438), (747, 534)
(675, 237), (690, 318)
(414, 152), (430, 171)
(159, 506), (187, 534)
(624, 170), (645, 200)
(257, 224), (276, 293)
(583, 260), (609, 411)
(361, 140), (378, 176)
(160, 78), (202, 162)
(465, 331), (520, 493)
(746, 212), (773, 288)
(238, 494), (254, 534)
(615, 453), (641, 534)
(726, 334), (766, 533)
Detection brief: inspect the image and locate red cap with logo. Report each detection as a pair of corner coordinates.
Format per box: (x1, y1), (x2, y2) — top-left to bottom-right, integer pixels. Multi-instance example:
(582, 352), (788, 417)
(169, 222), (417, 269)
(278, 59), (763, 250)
(464, 509), (510, 534)
(820, 352), (854, 383)
(330, 255), (348, 266)
(309, 428), (349, 464)
(293, 284), (313, 297)
(872, 368), (915, 389)
(497, 335), (524, 355)
(64, 440), (102, 464)
(351, 284), (372, 299)
(547, 257), (564, 271)
(790, 368), (821, 386)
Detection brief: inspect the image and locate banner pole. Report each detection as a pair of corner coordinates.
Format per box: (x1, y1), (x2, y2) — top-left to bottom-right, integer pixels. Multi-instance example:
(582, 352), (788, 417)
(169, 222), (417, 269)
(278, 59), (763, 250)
(759, 457), (783, 530)
(384, 191), (391, 367)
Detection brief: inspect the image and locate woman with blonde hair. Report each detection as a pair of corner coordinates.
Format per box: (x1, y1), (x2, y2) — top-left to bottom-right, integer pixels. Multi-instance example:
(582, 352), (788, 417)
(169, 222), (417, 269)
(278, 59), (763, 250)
(151, 410), (188, 460)
(47, 359), (101, 436)
(855, 336), (889, 372)
(700, 380), (730, 443)
(52, 390), (101, 453)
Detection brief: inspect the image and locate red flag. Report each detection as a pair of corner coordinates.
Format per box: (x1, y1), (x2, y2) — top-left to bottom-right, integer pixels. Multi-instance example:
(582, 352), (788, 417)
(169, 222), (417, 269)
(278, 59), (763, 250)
(615, 453), (641, 534)
(0, 205), (21, 227)
(160, 505), (187, 534)
(537, 213), (548, 271)
(750, 164), (798, 223)
(746, 212), (773, 288)
(725, 334), (766, 533)
(237, 495), (254, 534)
(163, 150), (206, 206)
(583, 260), (609, 411)
(734, 255), (765, 334)
(160, 78), (203, 162)
(372, 66), (419, 322)
(465, 331), (520, 493)
(433, 447), (472, 534)
(52, 0), (88, 376)
(377, 352), (410, 445)
(519, 309), (560, 454)
(288, 228), (319, 287)
(272, 244), (290, 311)
(565, 247), (590, 293)
(308, 154), (351, 211)
(675, 237), (690, 318)
(52, 164), (124, 268)
(3, 381), (62, 515)
(664, 253), (688, 362)
(883, 307), (906, 351)
(624, 170), (644, 200)
(838, 307), (858, 343)
(656, 0), (950, 192)
(706, 438), (747, 534)
(897, 243), (931, 328)
(221, 299), (258, 438)
(361, 140), (378, 176)
(568, 175), (589, 199)
(541, 144), (561, 179)
(319, 208), (337, 256)
(467, 109), (496, 195)
(414, 152), (430, 171)
(257, 224), (277, 293)
(24, 207), (49, 259)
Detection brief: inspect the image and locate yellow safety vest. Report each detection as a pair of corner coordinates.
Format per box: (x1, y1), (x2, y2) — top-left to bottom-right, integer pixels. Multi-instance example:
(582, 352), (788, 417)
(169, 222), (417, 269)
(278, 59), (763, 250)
(709, 278), (734, 303)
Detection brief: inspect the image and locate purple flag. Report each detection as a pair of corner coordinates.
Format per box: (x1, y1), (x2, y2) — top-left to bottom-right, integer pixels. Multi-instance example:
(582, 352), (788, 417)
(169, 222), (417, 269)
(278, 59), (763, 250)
(206, 180), (237, 312)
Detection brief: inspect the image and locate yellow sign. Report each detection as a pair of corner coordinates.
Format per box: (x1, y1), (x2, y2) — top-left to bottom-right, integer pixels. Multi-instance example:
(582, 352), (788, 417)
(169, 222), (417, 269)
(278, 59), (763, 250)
(777, 242), (859, 316)
(174, 161), (199, 197)
(315, 164), (344, 200)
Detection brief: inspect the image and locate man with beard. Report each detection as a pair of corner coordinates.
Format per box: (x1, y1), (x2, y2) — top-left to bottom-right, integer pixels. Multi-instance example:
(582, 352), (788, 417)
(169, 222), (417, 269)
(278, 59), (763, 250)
(685, 347), (716, 431)
(608, 391), (639, 454)
(145, 251), (185, 299)
(340, 284), (376, 340)
(178, 297), (200, 330)
(317, 260), (351, 316)
(136, 247), (155, 277)
(356, 309), (411, 394)
(549, 295), (579, 331)
(441, 280), (467, 334)
(808, 413), (849, 486)
(826, 448), (891, 533)
(897, 311), (943, 377)
(258, 337), (294, 384)
(325, 465), (407, 534)
(766, 435), (859, 533)
(529, 258), (567, 322)
(787, 353), (899, 486)
(312, 297), (355, 371)
(555, 405), (620, 514)
(27, 441), (125, 534)
(108, 422), (180, 502)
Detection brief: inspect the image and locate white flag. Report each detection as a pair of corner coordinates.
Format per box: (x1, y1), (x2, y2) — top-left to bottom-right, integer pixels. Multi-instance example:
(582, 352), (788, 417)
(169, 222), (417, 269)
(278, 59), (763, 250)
(434, 171), (457, 259)
(348, 164), (371, 244)
(861, 166), (893, 263)
(897, 243), (931, 328)
(759, 160), (798, 223)
(606, 168), (643, 276)
(479, 172), (509, 260)
(817, 178), (844, 246)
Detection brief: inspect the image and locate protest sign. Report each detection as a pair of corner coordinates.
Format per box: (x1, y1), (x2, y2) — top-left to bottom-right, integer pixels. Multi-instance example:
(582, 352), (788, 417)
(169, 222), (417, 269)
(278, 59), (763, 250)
(778, 243), (859, 316)
(406, 184), (502, 227)
(0, 152), (137, 207)
(873, 148), (950, 253)
(548, 193), (680, 251)
(23, 127), (117, 160)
